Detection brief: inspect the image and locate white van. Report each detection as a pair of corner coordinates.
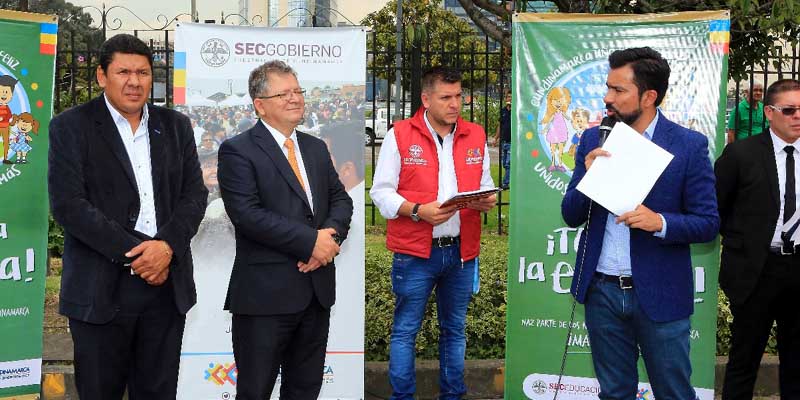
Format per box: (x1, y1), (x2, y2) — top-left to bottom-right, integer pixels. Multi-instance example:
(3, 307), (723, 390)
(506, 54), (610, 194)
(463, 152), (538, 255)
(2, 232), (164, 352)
(365, 107), (412, 145)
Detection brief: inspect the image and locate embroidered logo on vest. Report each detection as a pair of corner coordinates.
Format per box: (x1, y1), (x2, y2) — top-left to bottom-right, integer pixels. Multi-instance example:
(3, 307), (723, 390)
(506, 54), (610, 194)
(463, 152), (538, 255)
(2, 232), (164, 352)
(403, 144), (428, 165)
(465, 147), (483, 165)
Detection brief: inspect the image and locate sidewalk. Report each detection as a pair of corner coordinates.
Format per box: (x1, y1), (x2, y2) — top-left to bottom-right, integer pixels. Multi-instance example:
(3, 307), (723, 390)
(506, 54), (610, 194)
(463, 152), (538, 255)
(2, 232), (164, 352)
(40, 332), (781, 399)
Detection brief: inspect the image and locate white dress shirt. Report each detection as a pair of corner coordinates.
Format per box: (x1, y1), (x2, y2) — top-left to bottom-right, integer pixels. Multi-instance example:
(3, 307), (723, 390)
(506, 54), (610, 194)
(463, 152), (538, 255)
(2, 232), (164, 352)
(261, 120), (314, 213)
(370, 111), (495, 238)
(769, 129), (800, 248)
(104, 94), (157, 237)
(193, 125), (205, 146)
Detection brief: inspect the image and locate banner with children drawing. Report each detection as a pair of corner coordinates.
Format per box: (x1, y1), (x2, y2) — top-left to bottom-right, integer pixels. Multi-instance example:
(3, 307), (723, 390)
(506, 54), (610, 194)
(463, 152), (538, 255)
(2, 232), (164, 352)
(0, 10), (58, 400)
(174, 23), (366, 399)
(505, 11), (729, 400)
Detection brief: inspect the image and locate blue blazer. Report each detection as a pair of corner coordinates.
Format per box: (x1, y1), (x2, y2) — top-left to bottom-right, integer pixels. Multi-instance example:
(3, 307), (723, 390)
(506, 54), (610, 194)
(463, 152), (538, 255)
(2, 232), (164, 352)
(561, 114), (719, 322)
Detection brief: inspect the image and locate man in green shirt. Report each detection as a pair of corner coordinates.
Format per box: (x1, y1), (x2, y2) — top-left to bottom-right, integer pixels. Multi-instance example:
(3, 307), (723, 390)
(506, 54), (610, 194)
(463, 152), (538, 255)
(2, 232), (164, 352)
(727, 81), (767, 143)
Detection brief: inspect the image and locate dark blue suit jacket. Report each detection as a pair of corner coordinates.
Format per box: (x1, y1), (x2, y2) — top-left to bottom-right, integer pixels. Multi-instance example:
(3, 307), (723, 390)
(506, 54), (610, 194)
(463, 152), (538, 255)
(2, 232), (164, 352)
(561, 114), (719, 322)
(48, 95), (208, 324)
(218, 121), (353, 315)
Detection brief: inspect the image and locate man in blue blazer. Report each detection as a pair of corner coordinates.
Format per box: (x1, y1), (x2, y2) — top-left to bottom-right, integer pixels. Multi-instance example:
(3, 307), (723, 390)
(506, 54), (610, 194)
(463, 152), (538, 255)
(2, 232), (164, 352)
(561, 47), (719, 399)
(218, 60), (353, 399)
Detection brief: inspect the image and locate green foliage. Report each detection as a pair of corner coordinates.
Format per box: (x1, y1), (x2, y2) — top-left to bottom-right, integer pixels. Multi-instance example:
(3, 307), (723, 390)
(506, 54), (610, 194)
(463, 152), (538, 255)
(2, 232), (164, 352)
(48, 214), (64, 257)
(360, 0), (502, 92)
(365, 233), (508, 361)
(3, 0), (105, 51)
(462, 0), (800, 81)
(571, 0), (800, 81)
(462, 94), (501, 141)
(4, 0), (106, 112)
(716, 289), (778, 355)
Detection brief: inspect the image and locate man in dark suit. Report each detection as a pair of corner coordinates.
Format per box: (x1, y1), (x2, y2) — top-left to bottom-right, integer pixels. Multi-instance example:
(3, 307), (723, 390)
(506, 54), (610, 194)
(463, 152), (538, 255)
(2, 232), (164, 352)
(716, 79), (800, 399)
(561, 47), (719, 399)
(218, 60), (353, 400)
(47, 34), (207, 399)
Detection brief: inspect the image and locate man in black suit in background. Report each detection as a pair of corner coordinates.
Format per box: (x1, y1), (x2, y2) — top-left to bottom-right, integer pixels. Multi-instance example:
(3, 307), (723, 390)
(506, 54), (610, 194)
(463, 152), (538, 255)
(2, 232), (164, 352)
(218, 60), (353, 400)
(716, 79), (800, 399)
(48, 34), (207, 399)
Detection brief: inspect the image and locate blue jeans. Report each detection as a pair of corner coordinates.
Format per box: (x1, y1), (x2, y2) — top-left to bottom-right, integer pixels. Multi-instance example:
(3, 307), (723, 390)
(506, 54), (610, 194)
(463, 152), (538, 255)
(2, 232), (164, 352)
(388, 245), (475, 400)
(501, 142), (511, 187)
(584, 276), (696, 400)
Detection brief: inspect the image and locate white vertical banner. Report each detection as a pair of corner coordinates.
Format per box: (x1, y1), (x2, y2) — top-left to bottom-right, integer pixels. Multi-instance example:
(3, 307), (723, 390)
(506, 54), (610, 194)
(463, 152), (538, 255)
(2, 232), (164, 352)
(174, 23), (366, 400)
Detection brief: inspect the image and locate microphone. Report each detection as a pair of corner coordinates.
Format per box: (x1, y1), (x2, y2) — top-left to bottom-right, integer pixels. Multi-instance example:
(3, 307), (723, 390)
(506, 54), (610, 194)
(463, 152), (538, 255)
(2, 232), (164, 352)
(598, 116), (616, 147)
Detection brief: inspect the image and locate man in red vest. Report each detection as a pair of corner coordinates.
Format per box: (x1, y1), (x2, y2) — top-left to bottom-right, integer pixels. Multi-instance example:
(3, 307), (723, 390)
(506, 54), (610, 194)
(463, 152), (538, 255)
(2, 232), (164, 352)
(371, 66), (496, 399)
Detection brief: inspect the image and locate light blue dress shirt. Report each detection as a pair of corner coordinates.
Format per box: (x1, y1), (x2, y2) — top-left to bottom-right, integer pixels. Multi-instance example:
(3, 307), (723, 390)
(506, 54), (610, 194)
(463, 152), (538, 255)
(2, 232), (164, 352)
(596, 112), (667, 277)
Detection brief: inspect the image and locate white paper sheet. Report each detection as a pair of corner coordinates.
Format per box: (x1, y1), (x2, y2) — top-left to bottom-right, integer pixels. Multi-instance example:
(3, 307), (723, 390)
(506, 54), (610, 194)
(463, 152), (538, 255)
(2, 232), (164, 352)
(576, 121), (674, 216)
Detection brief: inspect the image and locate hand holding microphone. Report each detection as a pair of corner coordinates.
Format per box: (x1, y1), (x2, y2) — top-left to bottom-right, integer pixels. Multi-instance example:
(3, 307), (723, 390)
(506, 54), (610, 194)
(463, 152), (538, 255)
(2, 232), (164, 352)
(585, 116), (617, 171)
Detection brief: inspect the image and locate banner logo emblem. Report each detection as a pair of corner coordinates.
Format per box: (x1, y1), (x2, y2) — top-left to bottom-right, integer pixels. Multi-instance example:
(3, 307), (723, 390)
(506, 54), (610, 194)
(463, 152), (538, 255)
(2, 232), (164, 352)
(204, 362), (237, 386)
(200, 38), (230, 67)
(531, 380), (547, 395)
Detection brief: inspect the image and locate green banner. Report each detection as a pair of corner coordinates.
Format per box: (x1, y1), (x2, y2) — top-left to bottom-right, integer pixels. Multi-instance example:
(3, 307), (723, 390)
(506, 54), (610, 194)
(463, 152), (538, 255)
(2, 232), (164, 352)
(505, 11), (728, 400)
(0, 9), (58, 399)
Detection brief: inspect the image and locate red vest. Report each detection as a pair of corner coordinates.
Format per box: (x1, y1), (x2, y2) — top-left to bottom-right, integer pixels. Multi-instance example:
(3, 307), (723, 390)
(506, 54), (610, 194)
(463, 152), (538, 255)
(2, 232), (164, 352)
(386, 108), (486, 260)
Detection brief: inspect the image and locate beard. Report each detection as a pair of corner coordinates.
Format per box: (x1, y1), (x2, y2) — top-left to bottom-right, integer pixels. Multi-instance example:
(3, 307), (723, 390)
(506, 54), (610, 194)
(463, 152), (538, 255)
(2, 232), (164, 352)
(606, 104), (642, 126)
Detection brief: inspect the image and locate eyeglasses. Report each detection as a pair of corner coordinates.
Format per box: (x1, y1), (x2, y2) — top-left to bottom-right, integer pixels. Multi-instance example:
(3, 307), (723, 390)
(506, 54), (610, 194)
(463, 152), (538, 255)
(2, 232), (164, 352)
(256, 89), (306, 102)
(768, 105), (800, 117)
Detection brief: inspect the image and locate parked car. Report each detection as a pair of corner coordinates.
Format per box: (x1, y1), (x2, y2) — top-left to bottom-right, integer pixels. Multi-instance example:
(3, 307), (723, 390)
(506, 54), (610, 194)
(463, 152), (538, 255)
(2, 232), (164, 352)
(365, 107), (411, 145)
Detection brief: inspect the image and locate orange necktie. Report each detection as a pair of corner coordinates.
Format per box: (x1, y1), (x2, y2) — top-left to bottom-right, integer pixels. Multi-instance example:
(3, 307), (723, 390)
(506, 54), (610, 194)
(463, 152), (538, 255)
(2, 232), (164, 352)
(284, 138), (305, 190)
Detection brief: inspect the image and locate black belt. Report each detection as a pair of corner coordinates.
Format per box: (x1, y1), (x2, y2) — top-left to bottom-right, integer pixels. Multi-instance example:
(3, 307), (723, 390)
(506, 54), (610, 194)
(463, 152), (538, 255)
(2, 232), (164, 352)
(432, 236), (459, 247)
(595, 272), (634, 289)
(769, 246), (799, 256)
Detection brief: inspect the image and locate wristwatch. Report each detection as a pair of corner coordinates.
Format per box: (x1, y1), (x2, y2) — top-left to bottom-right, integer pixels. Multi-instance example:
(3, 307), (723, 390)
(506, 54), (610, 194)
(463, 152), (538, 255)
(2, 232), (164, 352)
(410, 203), (422, 222)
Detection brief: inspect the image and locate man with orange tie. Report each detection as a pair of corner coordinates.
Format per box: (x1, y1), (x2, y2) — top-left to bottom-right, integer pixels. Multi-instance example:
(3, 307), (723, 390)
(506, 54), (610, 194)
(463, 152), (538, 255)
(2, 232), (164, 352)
(217, 60), (353, 399)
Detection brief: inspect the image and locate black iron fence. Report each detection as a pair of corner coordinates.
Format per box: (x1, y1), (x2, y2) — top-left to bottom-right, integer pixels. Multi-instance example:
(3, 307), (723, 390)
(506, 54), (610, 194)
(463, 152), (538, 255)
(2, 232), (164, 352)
(53, 5), (514, 233)
(53, 5), (800, 235)
(727, 43), (800, 142)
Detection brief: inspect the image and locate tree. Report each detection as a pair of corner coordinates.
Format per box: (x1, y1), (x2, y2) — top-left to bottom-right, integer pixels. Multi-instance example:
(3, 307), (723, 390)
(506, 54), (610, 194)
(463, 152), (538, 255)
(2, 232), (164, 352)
(457, 0), (800, 80)
(361, 0), (502, 93)
(1, 0), (105, 110)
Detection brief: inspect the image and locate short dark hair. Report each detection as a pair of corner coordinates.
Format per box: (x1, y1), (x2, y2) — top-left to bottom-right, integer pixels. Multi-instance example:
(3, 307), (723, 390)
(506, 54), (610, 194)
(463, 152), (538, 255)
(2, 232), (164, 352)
(764, 79), (800, 106)
(319, 120), (365, 180)
(608, 47), (670, 106)
(205, 123), (224, 134)
(98, 34), (153, 72)
(0, 75), (18, 90)
(198, 149), (218, 165)
(421, 66), (461, 92)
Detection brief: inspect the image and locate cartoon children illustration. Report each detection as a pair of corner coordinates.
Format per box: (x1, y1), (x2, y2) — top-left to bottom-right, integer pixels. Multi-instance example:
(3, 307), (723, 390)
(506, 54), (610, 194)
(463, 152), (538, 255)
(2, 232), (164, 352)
(0, 75), (19, 165)
(10, 112), (39, 164)
(541, 87), (571, 172)
(569, 108), (590, 158)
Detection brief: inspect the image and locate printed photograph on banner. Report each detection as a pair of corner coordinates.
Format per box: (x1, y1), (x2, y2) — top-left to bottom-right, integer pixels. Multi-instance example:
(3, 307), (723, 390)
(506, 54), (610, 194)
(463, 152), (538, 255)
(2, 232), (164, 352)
(175, 24), (365, 400)
(175, 79), (366, 138)
(534, 58), (722, 177)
